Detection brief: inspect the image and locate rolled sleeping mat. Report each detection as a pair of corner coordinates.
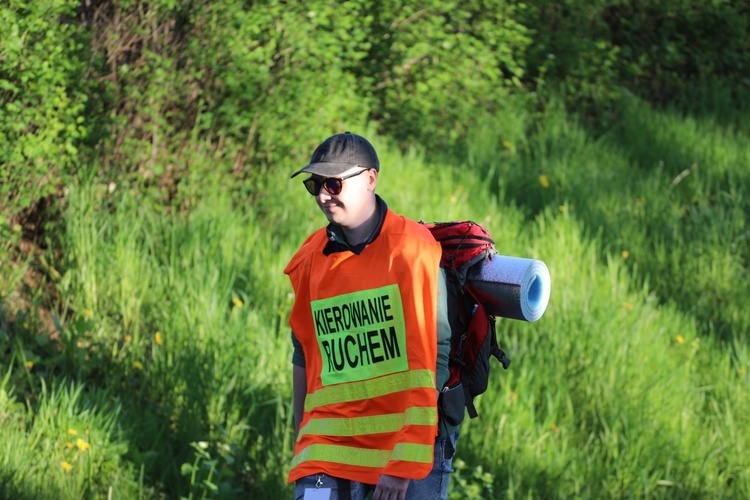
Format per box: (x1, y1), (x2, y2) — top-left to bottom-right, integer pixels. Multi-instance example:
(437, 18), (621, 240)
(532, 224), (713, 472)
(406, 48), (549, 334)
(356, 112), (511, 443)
(465, 255), (551, 322)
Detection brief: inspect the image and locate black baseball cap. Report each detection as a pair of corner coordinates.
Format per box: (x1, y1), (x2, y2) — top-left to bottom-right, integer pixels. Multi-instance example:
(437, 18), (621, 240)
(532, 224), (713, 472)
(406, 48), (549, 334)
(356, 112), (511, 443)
(290, 132), (380, 178)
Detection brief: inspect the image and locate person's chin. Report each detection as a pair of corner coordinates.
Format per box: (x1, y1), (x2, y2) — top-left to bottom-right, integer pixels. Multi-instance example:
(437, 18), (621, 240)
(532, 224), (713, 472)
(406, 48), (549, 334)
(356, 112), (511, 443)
(326, 214), (347, 226)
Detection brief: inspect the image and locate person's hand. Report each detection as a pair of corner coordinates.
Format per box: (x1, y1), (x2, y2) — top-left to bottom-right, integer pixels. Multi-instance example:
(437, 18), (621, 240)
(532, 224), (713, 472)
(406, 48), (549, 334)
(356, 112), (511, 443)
(373, 474), (410, 500)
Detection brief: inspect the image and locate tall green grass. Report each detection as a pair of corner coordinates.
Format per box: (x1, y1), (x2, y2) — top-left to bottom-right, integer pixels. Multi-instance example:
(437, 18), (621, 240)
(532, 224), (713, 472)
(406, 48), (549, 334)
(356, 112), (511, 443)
(58, 185), (300, 496)
(460, 211), (748, 497)
(0, 371), (142, 498)
(1, 91), (748, 498)
(466, 95), (750, 344)
(383, 113), (749, 496)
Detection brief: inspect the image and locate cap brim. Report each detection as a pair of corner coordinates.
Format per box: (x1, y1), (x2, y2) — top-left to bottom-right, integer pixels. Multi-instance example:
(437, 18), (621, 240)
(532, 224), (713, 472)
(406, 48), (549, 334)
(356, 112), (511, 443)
(290, 162), (358, 178)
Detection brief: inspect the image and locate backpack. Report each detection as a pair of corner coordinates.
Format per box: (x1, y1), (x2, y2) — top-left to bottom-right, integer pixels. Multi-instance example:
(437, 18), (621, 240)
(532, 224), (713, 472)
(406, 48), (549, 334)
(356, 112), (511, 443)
(422, 221), (511, 425)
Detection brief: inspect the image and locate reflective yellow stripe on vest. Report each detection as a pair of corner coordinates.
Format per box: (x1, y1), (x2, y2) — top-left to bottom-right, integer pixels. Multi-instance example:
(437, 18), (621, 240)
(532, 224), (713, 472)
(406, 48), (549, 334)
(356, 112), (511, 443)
(298, 406), (436, 438)
(291, 442), (434, 470)
(304, 369), (435, 412)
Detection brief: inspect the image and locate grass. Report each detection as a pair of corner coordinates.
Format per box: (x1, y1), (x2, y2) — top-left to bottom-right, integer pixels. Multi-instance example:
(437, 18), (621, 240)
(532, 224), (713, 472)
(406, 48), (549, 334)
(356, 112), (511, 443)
(0, 90), (748, 498)
(0, 369), (142, 498)
(461, 211), (748, 497)
(465, 95), (750, 344)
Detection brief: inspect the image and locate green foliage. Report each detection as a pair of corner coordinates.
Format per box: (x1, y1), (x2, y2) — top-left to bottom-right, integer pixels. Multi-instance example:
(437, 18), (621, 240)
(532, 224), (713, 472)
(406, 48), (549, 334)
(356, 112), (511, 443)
(180, 440), (248, 499)
(519, 1), (624, 108)
(4, 0), (748, 212)
(450, 458), (495, 499)
(193, 0), (372, 169)
(600, 0), (749, 98)
(83, 0), (372, 200)
(0, 0), (91, 216)
(1, 1), (750, 498)
(465, 91), (750, 342)
(16, 0), (741, 207)
(460, 209), (749, 497)
(0, 222), (26, 301)
(0, 373), (145, 498)
(2, 102), (750, 496)
(361, 0), (533, 151)
(39, 182), (297, 496)
(79, 0), (534, 198)
(520, 0), (750, 119)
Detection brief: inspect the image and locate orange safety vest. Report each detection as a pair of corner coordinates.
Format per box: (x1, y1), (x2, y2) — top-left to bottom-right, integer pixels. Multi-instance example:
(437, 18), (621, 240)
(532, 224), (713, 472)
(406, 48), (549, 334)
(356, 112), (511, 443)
(285, 209), (442, 485)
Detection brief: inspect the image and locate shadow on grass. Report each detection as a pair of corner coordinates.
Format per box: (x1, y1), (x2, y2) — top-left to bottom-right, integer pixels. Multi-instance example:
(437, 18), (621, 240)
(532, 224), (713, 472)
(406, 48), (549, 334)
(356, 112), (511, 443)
(101, 341), (289, 497)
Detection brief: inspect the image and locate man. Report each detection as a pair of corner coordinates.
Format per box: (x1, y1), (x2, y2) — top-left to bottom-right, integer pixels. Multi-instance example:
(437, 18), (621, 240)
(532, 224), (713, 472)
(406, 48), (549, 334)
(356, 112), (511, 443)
(285, 132), (458, 500)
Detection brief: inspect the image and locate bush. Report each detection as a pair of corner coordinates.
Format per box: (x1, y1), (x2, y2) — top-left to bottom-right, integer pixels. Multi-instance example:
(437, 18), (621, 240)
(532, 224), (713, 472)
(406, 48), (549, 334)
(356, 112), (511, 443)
(519, 0), (750, 119)
(361, 0), (533, 152)
(80, 0), (373, 201)
(0, 0), (92, 217)
(80, 0), (534, 196)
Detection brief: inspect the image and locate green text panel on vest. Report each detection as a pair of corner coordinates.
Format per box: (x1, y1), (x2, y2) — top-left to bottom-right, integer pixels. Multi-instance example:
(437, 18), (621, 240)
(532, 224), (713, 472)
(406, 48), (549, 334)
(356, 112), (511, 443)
(311, 284), (408, 386)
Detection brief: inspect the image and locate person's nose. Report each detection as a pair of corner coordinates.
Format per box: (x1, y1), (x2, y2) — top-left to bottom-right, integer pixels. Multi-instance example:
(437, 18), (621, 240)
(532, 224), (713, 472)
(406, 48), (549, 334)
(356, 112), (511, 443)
(316, 188), (332, 203)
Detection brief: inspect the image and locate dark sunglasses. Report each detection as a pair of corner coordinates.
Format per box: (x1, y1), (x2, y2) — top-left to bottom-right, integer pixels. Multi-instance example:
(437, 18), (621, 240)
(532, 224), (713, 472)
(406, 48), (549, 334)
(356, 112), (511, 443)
(303, 168), (370, 196)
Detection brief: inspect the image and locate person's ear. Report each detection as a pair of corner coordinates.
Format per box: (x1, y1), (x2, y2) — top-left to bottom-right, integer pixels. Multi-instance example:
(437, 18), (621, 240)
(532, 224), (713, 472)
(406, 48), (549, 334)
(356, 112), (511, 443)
(367, 169), (378, 191)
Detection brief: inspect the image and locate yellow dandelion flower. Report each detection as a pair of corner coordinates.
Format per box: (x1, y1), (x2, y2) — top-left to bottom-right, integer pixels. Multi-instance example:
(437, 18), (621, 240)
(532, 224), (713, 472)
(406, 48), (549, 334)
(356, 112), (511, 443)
(621, 250), (630, 259)
(538, 174), (550, 188)
(502, 140), (514, 149)
(84, 309), (92, 318)
(232, 297), (244, 308)
(133, 361), (143, 370)
(622, 302), (634, 311)
(508, 391), (518, 400)
(25, 361), (34, 369)
(124, 335), (132, 343)
(67, 429), (77, 436)
(676, 335), (685, 345)
(61, 461), (73, 472)
(66, 442), (73, 449)
(550, 424), (559, 432)
(76, 438), (90, 451)
(154, 331), (163, 346)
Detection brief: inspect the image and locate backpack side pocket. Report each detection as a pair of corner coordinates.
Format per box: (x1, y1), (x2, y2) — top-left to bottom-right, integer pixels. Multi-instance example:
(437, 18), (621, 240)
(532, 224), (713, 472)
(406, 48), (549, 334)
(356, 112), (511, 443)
(439, 382), (466, 426)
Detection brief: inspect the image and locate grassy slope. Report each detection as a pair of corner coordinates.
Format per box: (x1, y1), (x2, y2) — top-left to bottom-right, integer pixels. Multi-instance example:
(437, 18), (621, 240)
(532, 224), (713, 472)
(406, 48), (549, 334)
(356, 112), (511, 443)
(1, 95), (748, 498)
